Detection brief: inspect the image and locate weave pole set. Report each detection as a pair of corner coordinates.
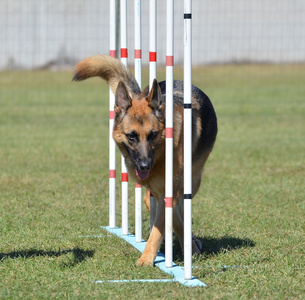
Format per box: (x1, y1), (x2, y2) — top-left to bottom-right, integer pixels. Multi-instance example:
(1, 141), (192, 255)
(105, 0), (202, 286)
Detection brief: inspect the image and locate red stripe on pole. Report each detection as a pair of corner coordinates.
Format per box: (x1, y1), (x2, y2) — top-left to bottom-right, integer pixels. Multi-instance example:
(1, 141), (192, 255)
(165, 197), (173, 208)
(109, 50), (116, 58)
(166, 55), (174, 66)
(109, 110), (115, 119)
(149, 52), (157, 62)
(109, 170), (116, 178)
(166, 128), (173, 138)
(121, 48), (128, 58)
(135, 182), (141, 188)
(121, 172), (128, 182)
(134, 49), (142, 59)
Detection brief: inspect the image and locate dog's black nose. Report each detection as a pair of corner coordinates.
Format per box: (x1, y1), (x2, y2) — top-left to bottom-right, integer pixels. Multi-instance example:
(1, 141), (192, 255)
(139, 161), (150, 171)
(137, 156), (151, 171)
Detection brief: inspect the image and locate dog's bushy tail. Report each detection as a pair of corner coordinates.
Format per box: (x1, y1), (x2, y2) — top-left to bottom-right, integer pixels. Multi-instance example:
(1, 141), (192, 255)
(73, 55), (141, 96)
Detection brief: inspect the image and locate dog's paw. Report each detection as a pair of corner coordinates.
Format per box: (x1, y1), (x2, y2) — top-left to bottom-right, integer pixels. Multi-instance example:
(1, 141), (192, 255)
(136, 255), (155, 267)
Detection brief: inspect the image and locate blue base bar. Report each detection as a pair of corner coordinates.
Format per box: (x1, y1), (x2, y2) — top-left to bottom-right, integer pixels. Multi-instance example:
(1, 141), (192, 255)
(95, 279), (175, 284)
(100, 226), (206, 287)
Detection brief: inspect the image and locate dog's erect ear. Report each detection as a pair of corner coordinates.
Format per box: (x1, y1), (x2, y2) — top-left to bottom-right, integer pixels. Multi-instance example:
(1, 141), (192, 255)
(115, 81), (132, 116)
(147, 79), (165, 122)
(147, 79), (162, 109)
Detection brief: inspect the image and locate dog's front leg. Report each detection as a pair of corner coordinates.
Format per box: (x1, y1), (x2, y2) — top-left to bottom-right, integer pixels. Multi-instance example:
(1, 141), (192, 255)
(137, 198), (165, 266)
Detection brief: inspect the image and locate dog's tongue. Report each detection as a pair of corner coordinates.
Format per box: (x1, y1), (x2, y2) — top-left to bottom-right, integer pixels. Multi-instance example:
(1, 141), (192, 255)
(136, 169), (149, 180)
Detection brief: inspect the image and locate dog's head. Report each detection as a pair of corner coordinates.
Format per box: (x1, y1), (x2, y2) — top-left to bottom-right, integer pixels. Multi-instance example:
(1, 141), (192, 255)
(113, 79), (165, 181)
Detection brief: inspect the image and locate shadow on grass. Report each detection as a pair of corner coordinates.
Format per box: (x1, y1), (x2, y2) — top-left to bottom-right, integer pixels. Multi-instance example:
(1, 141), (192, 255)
(0, 247), (95, 267)
(198, 236), (255, 256)
(161, 235), (255, 261)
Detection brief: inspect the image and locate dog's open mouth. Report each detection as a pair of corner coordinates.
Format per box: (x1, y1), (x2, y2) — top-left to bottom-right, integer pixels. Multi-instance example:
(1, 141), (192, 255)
(135, 169), (149, 181)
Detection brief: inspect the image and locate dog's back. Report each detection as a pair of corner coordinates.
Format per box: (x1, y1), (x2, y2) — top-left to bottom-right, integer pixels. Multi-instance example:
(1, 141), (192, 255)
(159, 79), (217, 166)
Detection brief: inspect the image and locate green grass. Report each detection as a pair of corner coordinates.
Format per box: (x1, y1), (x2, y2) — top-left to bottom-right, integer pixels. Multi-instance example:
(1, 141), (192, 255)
(0, 65), (304, 298)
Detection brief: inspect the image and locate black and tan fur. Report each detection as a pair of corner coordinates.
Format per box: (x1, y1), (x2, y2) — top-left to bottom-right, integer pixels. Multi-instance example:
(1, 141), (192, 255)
(73, 55), (217, 266)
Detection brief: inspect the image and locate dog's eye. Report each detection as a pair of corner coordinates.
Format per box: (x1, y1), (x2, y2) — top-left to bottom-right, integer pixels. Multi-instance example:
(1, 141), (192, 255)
(147, 131), (158, 142)
(126, 132), (138, 142)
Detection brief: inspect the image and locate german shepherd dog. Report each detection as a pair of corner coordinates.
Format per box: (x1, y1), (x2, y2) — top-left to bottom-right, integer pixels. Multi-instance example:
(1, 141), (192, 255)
(73, 55), (217, 266)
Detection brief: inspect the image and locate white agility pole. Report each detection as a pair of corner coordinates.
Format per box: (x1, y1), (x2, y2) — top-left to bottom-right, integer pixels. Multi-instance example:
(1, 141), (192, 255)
(165, 0), (174, 268)
(120, 0), (129, 235)
(109, 0), (116, 229)
(183, 0), (193, 280)
(134, 0), (142, 243)
(149, 0), (157, 89)
(134, 0), (142, 89)
(149, 0), (157, 232)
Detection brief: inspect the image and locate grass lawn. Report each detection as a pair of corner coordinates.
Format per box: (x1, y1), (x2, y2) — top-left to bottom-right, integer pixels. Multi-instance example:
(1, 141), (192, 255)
(0, 64), (304, 298)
